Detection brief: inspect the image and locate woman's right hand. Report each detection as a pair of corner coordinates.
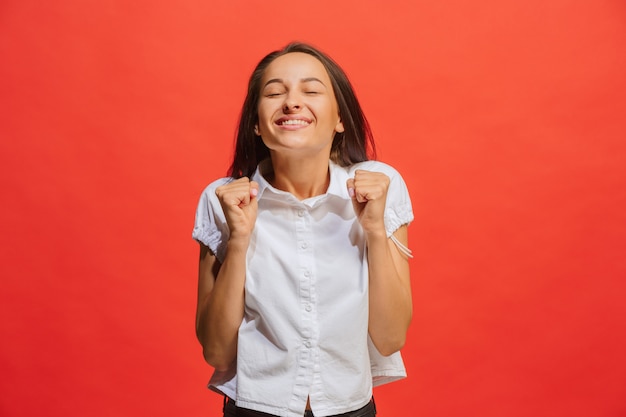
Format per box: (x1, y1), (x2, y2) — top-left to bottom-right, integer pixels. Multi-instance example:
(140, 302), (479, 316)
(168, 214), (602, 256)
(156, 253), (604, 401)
(197, 178), (258, 371)
(215, 177), (259, 242)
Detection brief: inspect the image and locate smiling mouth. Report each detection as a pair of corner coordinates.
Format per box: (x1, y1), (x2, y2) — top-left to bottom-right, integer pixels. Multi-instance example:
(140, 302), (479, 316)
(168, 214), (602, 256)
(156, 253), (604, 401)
(277, 119), (310, 126)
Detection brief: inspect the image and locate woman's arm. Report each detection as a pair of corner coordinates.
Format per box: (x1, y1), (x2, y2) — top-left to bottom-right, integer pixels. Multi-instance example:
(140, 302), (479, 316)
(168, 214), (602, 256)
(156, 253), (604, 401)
(195, 178), (258, 370)
(365, 225), (412, 356)
(195, 240), (247, 371)
(347, 170), (412, 356)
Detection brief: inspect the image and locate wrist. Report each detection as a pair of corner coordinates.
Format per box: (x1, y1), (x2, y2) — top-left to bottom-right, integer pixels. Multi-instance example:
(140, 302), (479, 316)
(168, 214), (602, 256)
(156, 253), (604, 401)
(364, 227), (387, 242)
(227, 234), (251, 252)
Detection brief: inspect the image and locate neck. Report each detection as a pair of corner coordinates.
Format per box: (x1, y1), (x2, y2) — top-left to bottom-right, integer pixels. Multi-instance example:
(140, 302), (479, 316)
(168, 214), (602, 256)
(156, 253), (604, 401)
(268, 152), (331, 200)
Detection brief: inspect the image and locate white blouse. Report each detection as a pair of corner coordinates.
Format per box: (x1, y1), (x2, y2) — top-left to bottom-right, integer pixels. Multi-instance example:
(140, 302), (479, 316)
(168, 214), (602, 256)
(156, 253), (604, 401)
(193, 160), (414, 417)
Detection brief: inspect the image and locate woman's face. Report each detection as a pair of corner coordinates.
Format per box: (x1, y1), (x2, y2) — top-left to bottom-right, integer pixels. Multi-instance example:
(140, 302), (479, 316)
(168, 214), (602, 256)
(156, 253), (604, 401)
(255, 52), (344, 159)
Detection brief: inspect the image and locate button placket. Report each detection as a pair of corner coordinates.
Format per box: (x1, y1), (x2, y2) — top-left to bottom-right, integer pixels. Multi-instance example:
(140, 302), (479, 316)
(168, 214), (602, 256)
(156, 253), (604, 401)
(295, 206), (316, 352)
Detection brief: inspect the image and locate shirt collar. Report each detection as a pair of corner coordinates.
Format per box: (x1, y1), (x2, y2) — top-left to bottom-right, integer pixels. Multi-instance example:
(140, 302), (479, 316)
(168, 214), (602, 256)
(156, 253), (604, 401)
(326, 160), (351, 199)
(251, 159), (351, 202)
(250, 158), (273, 199)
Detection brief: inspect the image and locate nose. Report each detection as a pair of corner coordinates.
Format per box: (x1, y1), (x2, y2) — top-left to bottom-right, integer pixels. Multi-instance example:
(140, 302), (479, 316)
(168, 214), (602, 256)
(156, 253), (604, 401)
(282, 91), (301, 112)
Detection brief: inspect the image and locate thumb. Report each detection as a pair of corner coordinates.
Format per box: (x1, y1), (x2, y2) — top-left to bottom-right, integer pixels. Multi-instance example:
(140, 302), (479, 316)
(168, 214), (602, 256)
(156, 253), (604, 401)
(249, 181), (259, 199)
(246, 181), (259, 212)
(346, 178), (356, 199)
(346, 178), (363, 215)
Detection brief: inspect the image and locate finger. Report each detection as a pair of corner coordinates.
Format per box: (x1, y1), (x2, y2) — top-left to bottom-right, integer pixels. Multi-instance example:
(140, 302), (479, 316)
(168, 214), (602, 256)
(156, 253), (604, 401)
(349, 176), (372, 203)
(216, 180), (252, 207)
(346, 178), (356, 198)
(355, 172), (389, 200)
(355, 189), (369, 203)
(216, 177), (248, 194)
(352, 170), (373, 202)
(249, 181), (259, 199)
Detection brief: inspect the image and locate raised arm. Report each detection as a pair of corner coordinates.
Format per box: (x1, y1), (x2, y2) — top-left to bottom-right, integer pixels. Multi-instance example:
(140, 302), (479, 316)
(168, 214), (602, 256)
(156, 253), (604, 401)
(195, 178), (258, 370)
(364, 224), (412, 356)
(347, 170), (412, 356)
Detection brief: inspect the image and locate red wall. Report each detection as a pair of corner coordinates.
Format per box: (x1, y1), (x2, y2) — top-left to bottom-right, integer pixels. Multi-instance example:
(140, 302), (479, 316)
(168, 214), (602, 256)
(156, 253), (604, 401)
(1, 1), (625, 416)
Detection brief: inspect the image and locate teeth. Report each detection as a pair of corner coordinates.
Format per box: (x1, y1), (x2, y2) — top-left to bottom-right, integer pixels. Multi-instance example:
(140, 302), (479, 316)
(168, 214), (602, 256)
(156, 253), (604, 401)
(280, 119), (309, 126)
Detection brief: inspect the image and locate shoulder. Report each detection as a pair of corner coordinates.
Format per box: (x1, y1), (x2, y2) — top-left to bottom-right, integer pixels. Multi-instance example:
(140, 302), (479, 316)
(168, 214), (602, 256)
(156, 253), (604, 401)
(193, 177), (233, 260)
(194, 176), (238, 221)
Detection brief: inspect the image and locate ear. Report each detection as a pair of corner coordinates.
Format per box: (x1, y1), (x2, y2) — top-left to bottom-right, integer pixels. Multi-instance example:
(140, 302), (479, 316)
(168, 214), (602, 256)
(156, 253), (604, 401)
(335, 117), (345, 134)
(254, 124), (260, 136)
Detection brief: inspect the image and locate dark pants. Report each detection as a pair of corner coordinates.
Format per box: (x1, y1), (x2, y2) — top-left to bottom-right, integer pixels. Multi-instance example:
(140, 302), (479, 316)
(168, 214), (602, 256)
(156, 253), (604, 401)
(223, 396), (376, 417)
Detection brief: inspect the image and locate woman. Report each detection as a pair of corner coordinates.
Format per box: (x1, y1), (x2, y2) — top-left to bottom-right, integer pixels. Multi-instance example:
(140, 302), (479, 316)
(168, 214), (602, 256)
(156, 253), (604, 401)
(193, 42), (413, 417)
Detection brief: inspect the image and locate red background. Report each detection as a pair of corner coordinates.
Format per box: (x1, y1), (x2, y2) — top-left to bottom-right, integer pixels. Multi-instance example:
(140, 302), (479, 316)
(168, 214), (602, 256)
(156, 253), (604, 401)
(1, 1), (625, 416)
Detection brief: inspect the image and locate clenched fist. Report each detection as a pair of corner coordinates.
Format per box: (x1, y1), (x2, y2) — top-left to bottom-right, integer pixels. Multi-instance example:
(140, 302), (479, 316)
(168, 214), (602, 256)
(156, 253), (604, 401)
(215, 177), (259, 242)
(346, 170), (389, 235)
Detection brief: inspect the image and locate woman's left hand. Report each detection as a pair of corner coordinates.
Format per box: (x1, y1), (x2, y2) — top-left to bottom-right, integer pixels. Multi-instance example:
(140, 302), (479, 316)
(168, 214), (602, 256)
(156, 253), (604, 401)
(348, 169), (411, 355)
(346, 170), (390, 235)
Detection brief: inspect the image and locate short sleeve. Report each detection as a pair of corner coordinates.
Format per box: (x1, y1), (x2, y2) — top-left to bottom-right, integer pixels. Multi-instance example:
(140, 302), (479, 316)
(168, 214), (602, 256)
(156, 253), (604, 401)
(192, 178), (231, 262)
(350, 161), (414, 237)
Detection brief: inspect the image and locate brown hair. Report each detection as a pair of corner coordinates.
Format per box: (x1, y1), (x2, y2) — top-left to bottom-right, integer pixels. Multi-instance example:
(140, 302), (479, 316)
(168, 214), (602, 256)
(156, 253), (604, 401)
(228, 42), (376, 178)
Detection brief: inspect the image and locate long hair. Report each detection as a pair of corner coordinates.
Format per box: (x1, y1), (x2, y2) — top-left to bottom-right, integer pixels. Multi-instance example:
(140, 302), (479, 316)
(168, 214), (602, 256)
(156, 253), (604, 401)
(228, 42), (376, 178)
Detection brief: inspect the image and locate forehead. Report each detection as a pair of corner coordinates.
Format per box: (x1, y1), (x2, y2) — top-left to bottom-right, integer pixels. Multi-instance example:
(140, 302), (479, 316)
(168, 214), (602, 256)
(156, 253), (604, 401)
(262, 52), (331, 84)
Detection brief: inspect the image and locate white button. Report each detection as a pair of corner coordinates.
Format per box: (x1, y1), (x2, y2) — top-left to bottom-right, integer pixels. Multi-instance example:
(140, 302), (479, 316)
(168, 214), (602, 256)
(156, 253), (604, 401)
(304, 340), (312, 348)
(305, 304), (312, 312)
(300, 242), (308, 249)
(298, 209), (305, 217)
(304, 270), (311, 277)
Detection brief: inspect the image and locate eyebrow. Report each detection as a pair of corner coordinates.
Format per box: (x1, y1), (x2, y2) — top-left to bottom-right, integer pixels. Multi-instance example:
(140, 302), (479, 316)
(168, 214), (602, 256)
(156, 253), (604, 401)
(263, 77), (327, 88)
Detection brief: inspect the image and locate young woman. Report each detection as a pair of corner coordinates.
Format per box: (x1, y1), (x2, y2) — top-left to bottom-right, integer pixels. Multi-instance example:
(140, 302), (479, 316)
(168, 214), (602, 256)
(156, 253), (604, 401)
(193, 42), (414, 417)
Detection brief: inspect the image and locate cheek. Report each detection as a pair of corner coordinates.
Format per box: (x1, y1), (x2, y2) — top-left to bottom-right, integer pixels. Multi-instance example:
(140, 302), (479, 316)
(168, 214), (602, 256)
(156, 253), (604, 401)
(324, 107), (342, 127)
(325, 100), (341, 121)
(256, 111), (269, 130)
(258, 104), (276, 124)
